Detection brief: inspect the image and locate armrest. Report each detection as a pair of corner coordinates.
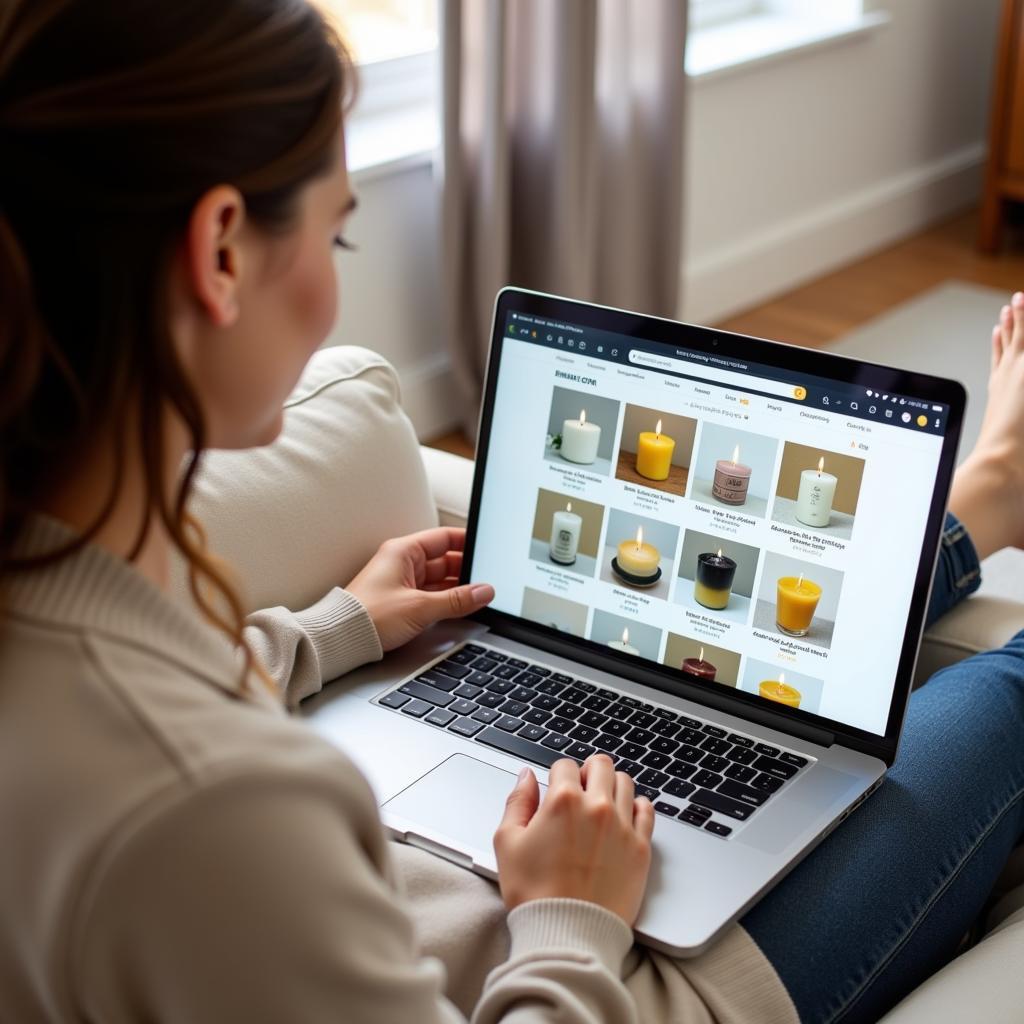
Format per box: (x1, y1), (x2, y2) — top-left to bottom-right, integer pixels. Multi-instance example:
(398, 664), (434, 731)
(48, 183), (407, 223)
(419, 446), (474, 528)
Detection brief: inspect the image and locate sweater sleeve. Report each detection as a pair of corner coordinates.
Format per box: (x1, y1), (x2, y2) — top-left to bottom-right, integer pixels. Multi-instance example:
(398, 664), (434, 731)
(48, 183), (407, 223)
(244, 586), (383, 706)
(71, 765), (638, 1024)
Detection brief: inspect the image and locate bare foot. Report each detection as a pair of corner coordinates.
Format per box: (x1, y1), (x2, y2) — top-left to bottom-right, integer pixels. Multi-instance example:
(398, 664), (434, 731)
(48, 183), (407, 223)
(949, 290), (1024, 558)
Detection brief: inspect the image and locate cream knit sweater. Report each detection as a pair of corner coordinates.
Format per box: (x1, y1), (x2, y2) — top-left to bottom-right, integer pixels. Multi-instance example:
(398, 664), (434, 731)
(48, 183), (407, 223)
(0, 514), (796, 1022)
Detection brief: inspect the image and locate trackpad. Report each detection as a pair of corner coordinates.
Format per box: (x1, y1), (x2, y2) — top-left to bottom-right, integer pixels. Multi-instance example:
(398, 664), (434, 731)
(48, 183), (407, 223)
(383, 753), (544, 862)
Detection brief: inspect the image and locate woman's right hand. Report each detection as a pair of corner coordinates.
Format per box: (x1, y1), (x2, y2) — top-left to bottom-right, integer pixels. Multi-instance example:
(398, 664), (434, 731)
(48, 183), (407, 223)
(493, 754), (655, 926)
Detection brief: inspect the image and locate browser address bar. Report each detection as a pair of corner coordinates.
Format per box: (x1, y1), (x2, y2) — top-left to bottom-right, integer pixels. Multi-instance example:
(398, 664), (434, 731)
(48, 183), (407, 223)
(628, 350), (806, 401)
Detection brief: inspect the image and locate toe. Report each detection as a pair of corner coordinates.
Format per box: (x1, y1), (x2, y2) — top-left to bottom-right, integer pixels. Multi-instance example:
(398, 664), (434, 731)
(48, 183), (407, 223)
(1012, 292), (1024, 347)
(1001, 304), (1013, 349)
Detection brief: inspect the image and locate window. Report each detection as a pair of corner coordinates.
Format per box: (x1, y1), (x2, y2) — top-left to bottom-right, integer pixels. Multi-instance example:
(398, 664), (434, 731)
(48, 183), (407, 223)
(689, 0), (761, 32)
(320, 0), (437, 66)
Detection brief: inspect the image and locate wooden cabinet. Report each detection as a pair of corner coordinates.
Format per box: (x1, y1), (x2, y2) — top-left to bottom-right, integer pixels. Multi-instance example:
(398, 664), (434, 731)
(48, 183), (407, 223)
(980, 0), (1024, 251)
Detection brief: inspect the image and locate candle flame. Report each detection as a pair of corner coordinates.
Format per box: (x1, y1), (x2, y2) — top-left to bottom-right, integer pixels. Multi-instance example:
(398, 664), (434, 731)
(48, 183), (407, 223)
(717, 548), (723, 558)
(699, 646), (705, 661)
(579, 409), (587, 425)
(621, 627), (630, 644)
(566, 502), (572, 512)
(817, 456), (824, 475)
(779, 672), (786, 685)
(731, 445), (740, 464)
(797, 573), (804, 589)
(655, 418), (663, 436)
(635, 526), (644, 549)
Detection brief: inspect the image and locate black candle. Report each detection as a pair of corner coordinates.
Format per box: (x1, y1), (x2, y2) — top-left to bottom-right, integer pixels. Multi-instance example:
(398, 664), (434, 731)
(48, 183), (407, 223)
(694, 551), (737, 610)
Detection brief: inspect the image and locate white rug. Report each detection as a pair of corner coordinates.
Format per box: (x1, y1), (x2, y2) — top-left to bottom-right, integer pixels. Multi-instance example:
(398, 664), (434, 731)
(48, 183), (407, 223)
(827, 280), (1021, 600)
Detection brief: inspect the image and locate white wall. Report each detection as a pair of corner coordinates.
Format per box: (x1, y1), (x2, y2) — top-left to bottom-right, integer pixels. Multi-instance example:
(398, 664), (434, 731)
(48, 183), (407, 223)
(330, 0), (1001, 440)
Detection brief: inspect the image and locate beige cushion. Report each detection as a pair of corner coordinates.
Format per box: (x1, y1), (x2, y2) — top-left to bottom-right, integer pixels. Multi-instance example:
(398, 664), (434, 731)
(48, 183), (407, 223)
(172, 346), (437, 614)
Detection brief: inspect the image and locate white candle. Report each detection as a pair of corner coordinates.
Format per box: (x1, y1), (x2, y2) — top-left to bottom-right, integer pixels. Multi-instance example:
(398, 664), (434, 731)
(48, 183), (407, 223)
(549, 502), (582, 565)
(607, 626), (640, 655)
(560, 409), (601, 464)
(795, 456), (838, 527)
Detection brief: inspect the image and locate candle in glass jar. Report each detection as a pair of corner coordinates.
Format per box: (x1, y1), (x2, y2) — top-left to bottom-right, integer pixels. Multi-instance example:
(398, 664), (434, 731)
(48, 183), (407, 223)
(795, 456), (838, 527)
(635, 419), (676, 481)
(608, 627), (640, 655)
(682, 646), (717, 680)
(615, 526), (661, 579)
(694, 549), (737, 610)
(559, 409), (601, 464)
(712, 445), (752, 505)
(776, 574), (822, 636)
(549, 502), (582, 565)
(759, 673), (802, 708)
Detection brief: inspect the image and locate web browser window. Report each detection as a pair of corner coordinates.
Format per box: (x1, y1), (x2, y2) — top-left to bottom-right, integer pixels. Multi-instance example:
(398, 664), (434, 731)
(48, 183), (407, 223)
(469, 308), (949, 737)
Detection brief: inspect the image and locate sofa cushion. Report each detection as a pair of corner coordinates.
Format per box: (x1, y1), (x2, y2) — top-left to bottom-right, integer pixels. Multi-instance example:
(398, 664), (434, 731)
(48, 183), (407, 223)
(171, 345), (437, 614)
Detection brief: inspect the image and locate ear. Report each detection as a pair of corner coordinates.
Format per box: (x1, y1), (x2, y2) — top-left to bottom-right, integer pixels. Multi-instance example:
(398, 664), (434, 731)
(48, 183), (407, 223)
(185, 185), (246, 328)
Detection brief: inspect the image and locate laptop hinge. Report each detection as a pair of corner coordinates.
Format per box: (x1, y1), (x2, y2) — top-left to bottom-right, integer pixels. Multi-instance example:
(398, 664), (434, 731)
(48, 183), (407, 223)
(487, 619), (836, 749)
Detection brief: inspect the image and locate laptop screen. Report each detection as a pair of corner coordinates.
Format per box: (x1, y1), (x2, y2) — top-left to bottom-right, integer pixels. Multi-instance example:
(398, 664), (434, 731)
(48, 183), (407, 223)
(465, 289), (962, 742)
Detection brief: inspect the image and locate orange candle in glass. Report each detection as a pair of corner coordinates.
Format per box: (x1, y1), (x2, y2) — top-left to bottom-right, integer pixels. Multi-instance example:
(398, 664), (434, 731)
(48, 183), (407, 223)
(776, 573), (822, 636)
(759, 673), (802, 708)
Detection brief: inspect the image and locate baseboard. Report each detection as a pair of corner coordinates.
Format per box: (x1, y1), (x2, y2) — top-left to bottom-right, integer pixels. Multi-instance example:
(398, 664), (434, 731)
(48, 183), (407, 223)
(680, 142), (987, 326)
(396, 351), (463, 441)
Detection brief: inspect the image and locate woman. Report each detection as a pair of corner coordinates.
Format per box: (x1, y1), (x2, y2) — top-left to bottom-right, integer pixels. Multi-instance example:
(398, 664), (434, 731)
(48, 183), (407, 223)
(0, 2), (1020, 1021)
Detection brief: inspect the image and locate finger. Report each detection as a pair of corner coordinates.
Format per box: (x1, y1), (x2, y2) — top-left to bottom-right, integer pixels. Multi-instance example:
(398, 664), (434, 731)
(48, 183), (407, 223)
(1001, 304), (1014, 350)
(580, 753), (616, 800)
(633, 796), (656, 841)
(498, 766), (540, 830)
(1012, 291), (1024, 349)
(422, 550), (463, 585)
(420, 582), (494, 623)
(613, 770), (636, 825)
(397, 526), (468, 562)
(542, 756), (582, 806)
(993, 324), (1004, 375)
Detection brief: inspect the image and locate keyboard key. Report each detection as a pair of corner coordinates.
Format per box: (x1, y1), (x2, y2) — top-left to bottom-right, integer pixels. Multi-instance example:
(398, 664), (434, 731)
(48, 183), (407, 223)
(426, 708), (457, 727)
(558, 702), (586, 720)
(493, 664), (521, 680)
(465, 671), (494, 688)
(486, 679), (514, 695)
(579, 710), (608, 730)
(476, 692), (505, 709)
(454, 683), (483, 700)
(536, 679), (566, 697)
(547, 716), (575, 735)
(680, 808), (710, 827)
(651, 737), (680, 756)
(472, 657), (500, 673)
(752, 773), (785, 795)
(506, 657), (528, 670)
(725, 763), (757, 784)
(726, 746), (757, 766)
(446, 716), (481, 733)
(566, 742), (596, 760)
(569, 725), (598, 743)
(618, 760), (644, 779)
(635, 784), (660, 802)
(594, 734), (624, 754)
(640, 751), (671, 770)
(679, 727), (703, 746)
(626, 727), (656, 746)
(499, 699), (529, 718)
(478, 726), (563, 767)
(574, 680), (597, 693)
(727, 733), (754, 748)
(700, 754), (730, 774)
(718, 779), (769, 807)
(690, 788), (755, 821)
(418, 671), (459, 692)
(677, 744), (704, 764)
(679, 715), (703, 729)
(701, 736), (731, 756)
(704, 820), (733, 837)
(509, 685), (538, 703)
(629, 711), (657, 729)
(619, 742), (646, 761)
(692, 769), (724, 789)
(518, 724), (548, 742)
(779, 752), (809, 769)
(665, 778), (695, 800)
(400, 698), (431, 718)
(652, 720), (681, 739)
(471, 707), (501, 724)
(754, 743), (781, 757)
(531, 694), (561, 711)
(447, 648), (477, 666)
(522, 708), (552, 726)
(483, 650), (508, 662)
(603, 719), (631, 737)
(562, 687), (587, 704)
(596, 687), (618, 700)
(666, 760), (697, 780)
(753, 756), (799, 780)
(464, 643), (486, 655)
(530, 666), (552, 677)
(449, 698), (479, 716)
(653, 707), (677, 720)
(495, 715), (525, 733)
(654, 801), (680, 817)
(542, 733), (572, 752)
(638, 768), (670, 789)
(702, 724), (727, 738)
(379, 690), (409, 709)
(582, 695), (610, 712)
(434, 662), (471, 680)
(551, 672), (574, 684)
(636, 701), (653, 712)
(619, 696), (640, 708)
(399, 680), (455, 708)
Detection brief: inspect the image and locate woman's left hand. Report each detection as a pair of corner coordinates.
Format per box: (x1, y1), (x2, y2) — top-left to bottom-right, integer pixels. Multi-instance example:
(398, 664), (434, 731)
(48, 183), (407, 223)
(345, 527), (495, 651)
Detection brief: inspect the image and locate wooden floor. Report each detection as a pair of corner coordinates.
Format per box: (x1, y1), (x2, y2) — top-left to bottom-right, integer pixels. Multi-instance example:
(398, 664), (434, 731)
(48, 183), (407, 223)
(426, 208), (1024, 460)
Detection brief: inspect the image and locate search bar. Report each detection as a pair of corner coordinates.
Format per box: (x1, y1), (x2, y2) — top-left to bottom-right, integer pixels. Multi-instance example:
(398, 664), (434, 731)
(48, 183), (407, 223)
(628, 350), (805, 400)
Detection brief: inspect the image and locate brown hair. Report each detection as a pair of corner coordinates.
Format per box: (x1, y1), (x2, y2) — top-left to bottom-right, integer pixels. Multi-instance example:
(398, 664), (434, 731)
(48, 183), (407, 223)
(0, 0), (355, 693)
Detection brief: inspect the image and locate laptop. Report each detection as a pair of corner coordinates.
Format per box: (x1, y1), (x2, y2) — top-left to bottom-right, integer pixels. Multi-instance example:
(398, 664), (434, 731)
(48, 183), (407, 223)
(305, 286), (965, 957)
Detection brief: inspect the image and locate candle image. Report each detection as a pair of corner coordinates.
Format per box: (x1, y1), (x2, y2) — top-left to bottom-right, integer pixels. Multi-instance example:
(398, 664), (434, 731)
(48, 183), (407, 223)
(608, 627), (640, 655)
(759, 672), (802, 708)
(712, 445), (752, 505)
(635, 418), (676, 481)
(559, 409), (601, 464)
(776, 573), (822, 636)
(682, 645), (717, 681)
(694, 549), (737, 610)
(795, 456), (838, 528)
(549, 502), (582, 566)
(612, 526), (662, 585)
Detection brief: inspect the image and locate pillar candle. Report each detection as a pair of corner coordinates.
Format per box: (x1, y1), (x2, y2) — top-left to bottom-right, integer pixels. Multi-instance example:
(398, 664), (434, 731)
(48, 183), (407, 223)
(795, 456), (838, 527)
(559, 409), (601, 464)
(635, 419), (676, 481)
(549, 502), (582, 565)
(607, 627), (640, 655)
(615, 526), (660, 579)
(712, 445), (752, 505)
(776, 574), (822, 636)
(694, 550), (737, 610)
(682, 646), (717, 680)
(759, 674), (802, 708)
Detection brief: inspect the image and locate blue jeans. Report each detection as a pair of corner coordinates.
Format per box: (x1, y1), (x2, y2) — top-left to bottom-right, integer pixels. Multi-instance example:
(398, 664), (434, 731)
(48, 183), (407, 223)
(742, 514), (1024, 1023)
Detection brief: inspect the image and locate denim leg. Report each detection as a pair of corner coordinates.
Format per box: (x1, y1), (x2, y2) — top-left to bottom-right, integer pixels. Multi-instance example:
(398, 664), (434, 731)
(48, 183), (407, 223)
(742, 632), (1024, 1024)
(925, 512), (982, 629)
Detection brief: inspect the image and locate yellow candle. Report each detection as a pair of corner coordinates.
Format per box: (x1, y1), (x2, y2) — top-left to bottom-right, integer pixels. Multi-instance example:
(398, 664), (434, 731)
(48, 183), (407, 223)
(616, 526), (660, 578)
(759, 674), (802, 708)
(776, 574), (822, 636)
(635, 419), (675, 481)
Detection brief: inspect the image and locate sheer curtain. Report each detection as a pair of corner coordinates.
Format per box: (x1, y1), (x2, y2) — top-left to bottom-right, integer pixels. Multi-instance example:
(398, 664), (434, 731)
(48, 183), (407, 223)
(439, 0), (688, 434)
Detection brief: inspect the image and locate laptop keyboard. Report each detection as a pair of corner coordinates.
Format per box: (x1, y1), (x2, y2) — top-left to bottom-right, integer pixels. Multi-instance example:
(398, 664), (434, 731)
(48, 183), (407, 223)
(374, 643), (813, 840)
